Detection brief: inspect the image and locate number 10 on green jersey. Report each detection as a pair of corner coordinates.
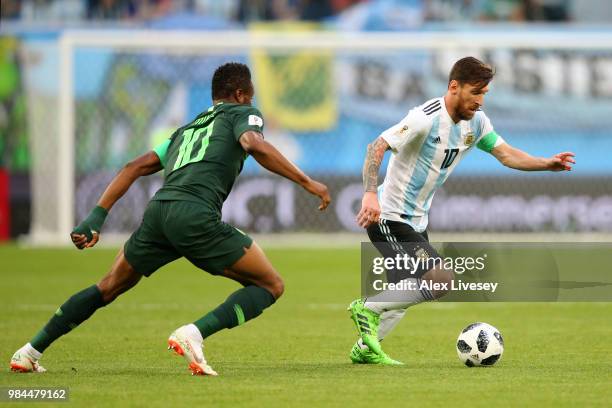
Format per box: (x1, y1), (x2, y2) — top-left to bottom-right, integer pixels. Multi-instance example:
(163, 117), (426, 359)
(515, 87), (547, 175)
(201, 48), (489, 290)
(172, 121), (214, 171)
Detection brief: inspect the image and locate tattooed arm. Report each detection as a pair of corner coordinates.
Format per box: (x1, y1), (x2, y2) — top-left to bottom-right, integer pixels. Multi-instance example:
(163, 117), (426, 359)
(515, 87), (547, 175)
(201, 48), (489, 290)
(357, 137), (391, 228)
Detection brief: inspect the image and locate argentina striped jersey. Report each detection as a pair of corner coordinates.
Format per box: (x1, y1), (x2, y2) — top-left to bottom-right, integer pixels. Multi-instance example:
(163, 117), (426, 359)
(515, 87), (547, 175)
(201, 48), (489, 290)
(378, 97), (505, 232)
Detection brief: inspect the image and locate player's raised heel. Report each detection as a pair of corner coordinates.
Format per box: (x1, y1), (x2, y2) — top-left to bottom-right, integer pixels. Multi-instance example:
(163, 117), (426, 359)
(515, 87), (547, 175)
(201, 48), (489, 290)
(167, 326), (218, 376)
(167, 339), (184, 356)
(9, 347), (46, 373)
(10, 363), (31, 373)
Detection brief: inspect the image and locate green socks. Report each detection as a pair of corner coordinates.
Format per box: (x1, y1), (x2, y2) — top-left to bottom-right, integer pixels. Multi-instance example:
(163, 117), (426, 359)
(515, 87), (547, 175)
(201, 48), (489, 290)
(28, 284), (275, 353)
(194, 285), (275, 339)
(30, 285), (107, 352)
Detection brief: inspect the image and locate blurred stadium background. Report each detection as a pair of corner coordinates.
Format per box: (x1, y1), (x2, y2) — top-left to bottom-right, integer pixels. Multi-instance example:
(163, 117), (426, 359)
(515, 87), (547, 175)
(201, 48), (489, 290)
(1, 0), (611, 245)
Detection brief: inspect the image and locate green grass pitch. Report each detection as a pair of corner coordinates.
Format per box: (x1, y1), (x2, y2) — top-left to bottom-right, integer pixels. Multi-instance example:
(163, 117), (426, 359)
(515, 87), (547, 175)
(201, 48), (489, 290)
(1, 245), (611, 407)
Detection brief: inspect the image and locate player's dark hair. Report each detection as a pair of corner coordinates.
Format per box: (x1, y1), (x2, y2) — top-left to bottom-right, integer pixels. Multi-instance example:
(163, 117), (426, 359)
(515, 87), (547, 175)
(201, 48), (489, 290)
(212, 62), (252, 100)
(448, 57), (495, 88)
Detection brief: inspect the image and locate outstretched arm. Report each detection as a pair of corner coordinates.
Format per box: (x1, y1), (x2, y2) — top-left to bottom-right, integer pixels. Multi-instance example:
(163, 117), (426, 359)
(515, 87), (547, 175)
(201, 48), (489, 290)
(357, 136), (390, 228)
(97, 151), (163, 210)
(239, 130), (330, 210)
(71, 151), (163, 249)
(491, 143), (575, 172)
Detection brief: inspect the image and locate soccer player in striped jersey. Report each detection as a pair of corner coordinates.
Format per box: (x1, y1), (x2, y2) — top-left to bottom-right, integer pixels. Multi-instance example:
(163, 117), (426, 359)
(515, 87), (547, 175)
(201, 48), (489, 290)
(348, 56), (575, 365)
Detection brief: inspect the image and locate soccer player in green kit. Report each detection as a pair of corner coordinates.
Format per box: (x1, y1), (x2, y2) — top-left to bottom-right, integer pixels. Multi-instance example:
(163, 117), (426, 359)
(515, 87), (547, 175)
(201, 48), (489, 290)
(10, 63), (331, 376)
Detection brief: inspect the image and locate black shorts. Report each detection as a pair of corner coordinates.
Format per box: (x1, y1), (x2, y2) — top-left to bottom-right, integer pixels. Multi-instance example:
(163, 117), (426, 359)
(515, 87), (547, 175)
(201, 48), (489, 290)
(366, 218), (441, 281)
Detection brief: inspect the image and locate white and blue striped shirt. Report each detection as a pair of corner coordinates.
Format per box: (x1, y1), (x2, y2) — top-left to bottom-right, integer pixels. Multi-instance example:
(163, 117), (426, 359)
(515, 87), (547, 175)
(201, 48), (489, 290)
(378, 97), (504, 232)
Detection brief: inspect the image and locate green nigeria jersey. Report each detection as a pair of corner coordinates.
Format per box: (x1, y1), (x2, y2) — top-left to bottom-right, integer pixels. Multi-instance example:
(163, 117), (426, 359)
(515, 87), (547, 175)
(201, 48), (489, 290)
(151, 102), (264, 213)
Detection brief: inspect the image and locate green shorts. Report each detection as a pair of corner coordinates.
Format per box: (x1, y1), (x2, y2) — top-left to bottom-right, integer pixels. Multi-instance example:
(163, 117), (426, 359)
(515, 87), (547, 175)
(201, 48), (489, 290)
(124, 200), (253, 276)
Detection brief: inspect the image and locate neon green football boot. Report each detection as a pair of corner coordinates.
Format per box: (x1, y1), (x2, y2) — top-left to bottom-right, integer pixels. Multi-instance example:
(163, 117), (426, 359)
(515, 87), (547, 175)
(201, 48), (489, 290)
(349, 342), (403, 365)
(347, 299), (383, 356)
(349, 342), (367, 364)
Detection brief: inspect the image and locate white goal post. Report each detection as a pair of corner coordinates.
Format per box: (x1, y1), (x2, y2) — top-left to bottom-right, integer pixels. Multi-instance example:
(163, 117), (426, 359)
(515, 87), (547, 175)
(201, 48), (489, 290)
(25, 29), (612, 245)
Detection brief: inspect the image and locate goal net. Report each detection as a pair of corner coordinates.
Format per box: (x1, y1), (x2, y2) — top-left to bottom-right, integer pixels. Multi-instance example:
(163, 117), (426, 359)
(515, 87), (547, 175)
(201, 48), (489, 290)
(26, 29), (612, 244)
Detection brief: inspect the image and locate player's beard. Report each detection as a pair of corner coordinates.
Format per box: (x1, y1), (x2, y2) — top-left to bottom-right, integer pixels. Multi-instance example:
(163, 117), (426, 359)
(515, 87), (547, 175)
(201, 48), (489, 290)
(457, 107), (475, 121)
(457, 102), (478, 121)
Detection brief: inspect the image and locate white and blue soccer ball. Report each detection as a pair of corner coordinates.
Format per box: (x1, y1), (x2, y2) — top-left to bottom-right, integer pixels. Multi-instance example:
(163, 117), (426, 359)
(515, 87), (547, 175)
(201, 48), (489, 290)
(456, 322), (504, 367)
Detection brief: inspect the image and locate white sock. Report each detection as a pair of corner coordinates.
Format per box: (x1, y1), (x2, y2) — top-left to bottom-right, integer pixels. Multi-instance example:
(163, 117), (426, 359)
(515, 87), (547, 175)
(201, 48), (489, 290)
(357, 309), (407, 349)
(364, 278), (431, 314)
(183, 324), (203, 343)
(378, 309), (407, 340)
(24, 343), (42, 360)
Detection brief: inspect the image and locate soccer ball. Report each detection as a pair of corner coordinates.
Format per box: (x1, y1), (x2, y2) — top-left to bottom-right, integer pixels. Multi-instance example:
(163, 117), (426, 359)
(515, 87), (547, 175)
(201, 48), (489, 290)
(456, 322), (504, 367)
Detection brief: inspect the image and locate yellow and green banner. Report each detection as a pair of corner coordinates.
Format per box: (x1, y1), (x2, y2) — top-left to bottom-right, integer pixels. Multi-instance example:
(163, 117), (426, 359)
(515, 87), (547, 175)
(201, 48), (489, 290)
(250, 22), (337, 132)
